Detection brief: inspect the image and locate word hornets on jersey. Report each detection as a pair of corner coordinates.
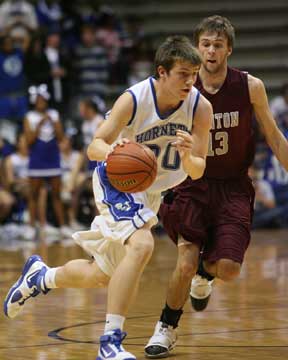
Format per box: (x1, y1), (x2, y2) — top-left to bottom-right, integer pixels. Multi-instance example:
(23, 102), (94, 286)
(118, 77), (200, 193)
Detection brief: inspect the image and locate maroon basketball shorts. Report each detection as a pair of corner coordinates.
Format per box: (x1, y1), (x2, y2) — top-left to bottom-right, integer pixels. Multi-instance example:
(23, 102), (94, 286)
(159, 177), (255, 264)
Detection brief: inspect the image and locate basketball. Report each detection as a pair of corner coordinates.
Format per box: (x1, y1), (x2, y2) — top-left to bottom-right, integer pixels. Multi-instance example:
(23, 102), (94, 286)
(106, 142), (157, 193)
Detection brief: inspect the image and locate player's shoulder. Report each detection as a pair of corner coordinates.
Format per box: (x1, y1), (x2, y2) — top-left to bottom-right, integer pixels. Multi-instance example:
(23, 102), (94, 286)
(127, 77), (151, 92)
(194, 93), (213, 128)
(248, 74), (265, 90)
(197, 92), (213, 111)
(247, 74), (266, 102)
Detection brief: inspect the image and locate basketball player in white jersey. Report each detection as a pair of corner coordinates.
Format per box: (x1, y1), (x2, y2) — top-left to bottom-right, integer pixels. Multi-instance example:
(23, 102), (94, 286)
(4, 36), (213, 360)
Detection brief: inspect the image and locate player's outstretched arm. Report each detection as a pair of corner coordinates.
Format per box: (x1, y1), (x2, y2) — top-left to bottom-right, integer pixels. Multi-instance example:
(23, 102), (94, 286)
(174, 94), (212, 179)
(87, 92), (134, 161)
(249, 75), (288, 172)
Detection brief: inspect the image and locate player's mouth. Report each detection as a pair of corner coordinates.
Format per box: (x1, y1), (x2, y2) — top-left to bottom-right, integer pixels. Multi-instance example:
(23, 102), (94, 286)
(207, 59), (216, 64)
(181, 88), (190, 94)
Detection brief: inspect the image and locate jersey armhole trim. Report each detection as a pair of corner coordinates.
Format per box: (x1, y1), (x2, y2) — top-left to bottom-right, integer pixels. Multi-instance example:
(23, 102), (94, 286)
(192, 90), (200, 118)
(126, 90), (137, 126)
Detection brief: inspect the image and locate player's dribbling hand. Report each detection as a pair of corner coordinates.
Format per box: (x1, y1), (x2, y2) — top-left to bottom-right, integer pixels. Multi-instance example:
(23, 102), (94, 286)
(106, 138), (130, 159)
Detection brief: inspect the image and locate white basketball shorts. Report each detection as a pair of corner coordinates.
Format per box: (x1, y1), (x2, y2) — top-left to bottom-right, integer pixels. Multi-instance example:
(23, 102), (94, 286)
(72, 162), (160, 276)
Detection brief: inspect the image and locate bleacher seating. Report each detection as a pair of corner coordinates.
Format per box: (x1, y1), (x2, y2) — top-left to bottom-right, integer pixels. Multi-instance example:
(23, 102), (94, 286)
(105, 0), (288, 97)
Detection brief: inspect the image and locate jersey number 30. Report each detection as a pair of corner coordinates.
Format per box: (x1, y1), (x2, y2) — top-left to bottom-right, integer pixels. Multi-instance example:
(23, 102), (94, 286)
(146, 143), (180, 170)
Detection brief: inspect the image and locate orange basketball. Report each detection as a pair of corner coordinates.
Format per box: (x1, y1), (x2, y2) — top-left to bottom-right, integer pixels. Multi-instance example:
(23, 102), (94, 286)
(106, 142), (157, 193)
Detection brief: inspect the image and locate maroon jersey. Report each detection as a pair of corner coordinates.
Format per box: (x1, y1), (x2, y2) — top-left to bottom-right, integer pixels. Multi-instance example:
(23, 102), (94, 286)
(195, 67), (255, 179)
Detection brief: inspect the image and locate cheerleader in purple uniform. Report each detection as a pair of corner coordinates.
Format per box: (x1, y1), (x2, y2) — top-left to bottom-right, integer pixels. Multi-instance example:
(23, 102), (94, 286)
(23, 84), (71, 237)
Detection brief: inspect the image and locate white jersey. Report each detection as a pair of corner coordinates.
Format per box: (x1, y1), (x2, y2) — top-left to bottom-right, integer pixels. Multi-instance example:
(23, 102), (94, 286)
(119, 77), (200, 193)
(26, 109), (59, 142)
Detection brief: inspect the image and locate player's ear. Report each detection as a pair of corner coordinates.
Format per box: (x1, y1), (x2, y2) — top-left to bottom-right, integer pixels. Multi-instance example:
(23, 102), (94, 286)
(157, 65), (166, 78)
(227, 46), (233, 57)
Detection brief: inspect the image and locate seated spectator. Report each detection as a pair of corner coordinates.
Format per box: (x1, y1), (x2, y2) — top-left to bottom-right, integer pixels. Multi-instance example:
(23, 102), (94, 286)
(59, 135), (85, 229)
(252, 127), (288, 228)
(0, 187), (14, 224)
(270, 82), (288, 131)
(0, 136), (15, 224)
(3, 132), (47, 235)
(4, 132), (29, 198)
(79, 96), (105, 175)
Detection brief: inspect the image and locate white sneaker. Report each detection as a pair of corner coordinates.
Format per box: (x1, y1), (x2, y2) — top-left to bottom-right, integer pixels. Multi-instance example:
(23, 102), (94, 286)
(190, 274), (214, 311)
(145, 321), (177, 358)
(20, 225), (36, 241)
(60, 226), (73, 239)
(96, 329), (136, 360)
(43, 224), (60, 236)
(4, 255), (50, 318)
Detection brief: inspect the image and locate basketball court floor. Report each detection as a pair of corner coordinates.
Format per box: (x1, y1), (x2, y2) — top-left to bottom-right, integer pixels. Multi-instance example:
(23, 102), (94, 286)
(0, 228), (288, 360)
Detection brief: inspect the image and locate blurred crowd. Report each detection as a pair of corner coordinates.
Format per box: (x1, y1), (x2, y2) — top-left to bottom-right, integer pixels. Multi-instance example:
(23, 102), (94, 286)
(0, 0), (288, 243)
(0, 0), (154, 241)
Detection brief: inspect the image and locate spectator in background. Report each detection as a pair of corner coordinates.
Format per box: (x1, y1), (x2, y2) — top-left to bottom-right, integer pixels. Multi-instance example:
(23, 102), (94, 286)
(24, 34), (51, 87)
(270, 82), (288, 131)
(4, 132), (29, 201)
(0, 34), (28, 124)
(250, 165), (276, 228)
(66, 96), (105, 225)
(72, 23), (109, 99)
(0, 137), (15, 224)
(79, 96), (105, 175)
(35, 0), (63, 31)
(24, 84), (71, 238)
(3, 132), (47, 236)
(59, 135), (84, 229)
(9, 24), (31, 52)
(128, 38), (154, 86)
(0, 0), (38, 34)
(44, 27), (71, 113)
(95, 7), (124, 84)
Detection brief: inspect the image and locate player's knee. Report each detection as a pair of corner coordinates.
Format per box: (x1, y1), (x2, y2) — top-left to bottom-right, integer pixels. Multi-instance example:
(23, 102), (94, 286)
(217, 259), (241, 281)
(130, 236), (154, 263)
(86, 263), (110, 287)
(178, 259), (198, 280)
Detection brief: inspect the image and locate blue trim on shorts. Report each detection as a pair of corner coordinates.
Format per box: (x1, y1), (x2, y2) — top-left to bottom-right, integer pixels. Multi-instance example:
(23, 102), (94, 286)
(97, 163), (144, 222)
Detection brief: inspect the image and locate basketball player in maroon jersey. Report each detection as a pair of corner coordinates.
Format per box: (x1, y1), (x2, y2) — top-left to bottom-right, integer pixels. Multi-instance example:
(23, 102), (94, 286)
(145, 15), (288, 358)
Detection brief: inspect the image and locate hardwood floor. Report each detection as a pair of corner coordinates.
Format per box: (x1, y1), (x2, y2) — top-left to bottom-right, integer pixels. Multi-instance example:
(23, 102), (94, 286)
(0, 228), (288, 359)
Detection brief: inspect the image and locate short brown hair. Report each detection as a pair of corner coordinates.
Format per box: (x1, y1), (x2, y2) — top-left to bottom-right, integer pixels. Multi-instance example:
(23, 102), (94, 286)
(154, 35), (202, 79)
(193, 15), (235, 48)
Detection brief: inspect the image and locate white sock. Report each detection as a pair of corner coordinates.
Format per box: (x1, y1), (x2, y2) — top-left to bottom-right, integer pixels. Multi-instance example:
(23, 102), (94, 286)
(43, 267), (59, 290)
(105, 314), (125, 333)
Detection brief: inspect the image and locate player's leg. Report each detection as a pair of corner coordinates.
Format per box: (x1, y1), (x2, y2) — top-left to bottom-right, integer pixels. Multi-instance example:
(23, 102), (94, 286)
(96, 222), (154, 360)
(107, 222), (154, 315)
(4, 256), (110, 319)
(145, 183), (207, 358)
(145, 240), (200, 358)
(190, 178), (253, 311)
